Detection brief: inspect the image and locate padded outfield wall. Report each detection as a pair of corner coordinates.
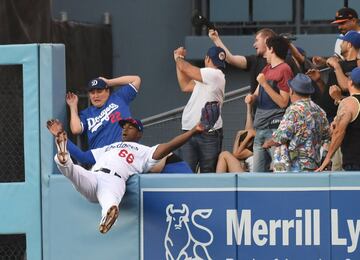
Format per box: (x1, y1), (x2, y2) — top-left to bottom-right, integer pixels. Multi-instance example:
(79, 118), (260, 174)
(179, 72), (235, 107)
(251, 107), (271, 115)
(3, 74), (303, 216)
(1, 44), (360, 260)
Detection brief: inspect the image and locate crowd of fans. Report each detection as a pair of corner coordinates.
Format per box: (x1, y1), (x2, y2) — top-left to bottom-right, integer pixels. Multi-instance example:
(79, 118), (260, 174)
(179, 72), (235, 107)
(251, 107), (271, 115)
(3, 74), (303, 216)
(63, 7), (360, 174)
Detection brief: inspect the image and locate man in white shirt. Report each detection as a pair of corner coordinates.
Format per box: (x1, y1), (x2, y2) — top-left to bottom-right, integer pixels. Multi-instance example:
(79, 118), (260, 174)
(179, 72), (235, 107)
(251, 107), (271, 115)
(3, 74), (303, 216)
(174, 46), (226, 172)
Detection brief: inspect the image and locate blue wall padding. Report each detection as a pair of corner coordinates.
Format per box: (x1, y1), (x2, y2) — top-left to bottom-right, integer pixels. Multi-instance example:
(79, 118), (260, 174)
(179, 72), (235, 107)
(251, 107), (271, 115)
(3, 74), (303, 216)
(42, 175), (140, 260)
(39, 44), (66, 175)
(0, 44), (42, 260)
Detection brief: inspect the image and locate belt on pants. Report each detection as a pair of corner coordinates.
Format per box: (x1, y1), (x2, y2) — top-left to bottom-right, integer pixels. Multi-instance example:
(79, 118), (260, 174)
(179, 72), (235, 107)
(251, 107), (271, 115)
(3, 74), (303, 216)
(94, 168), (121, 179)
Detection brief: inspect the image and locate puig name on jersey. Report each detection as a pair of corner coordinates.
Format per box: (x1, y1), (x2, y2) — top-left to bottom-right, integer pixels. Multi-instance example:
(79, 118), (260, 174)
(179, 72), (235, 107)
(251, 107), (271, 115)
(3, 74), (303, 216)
(105, 142), (139, 152)
(87, 103), (119, 133)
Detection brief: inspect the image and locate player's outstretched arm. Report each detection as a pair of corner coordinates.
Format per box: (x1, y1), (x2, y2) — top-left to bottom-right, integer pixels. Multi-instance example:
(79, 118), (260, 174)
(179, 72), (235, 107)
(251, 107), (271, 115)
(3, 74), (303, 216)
(152, 124), (204, 160)
(66, 92), (82, 134)
(46, 119), (96, 165)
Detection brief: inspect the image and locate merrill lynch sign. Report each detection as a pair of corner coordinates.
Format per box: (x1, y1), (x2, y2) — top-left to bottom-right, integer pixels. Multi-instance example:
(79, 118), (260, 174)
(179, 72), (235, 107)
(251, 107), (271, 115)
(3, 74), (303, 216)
(141, 189), (360, 260)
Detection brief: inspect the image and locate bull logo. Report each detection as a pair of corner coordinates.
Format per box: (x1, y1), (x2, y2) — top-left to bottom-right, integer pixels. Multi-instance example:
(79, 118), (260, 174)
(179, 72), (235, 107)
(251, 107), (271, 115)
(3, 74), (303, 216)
(164, 204), (213, 260)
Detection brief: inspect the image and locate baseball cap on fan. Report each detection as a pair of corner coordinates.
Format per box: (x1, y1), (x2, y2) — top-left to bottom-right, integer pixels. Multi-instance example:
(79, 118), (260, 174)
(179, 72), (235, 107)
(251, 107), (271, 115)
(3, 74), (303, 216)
(331, 7), (358, 24)
(87, 78), (107, 91)
(338, 30), (360, 48)
(119, 117), (144, 132)
(207, 46), (226, 68)
(350, 67), (360, 85)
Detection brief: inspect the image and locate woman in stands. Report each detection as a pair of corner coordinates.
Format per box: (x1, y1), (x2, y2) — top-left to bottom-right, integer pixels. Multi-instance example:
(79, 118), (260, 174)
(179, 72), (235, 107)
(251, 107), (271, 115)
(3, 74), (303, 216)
(216, 102), (255, 173)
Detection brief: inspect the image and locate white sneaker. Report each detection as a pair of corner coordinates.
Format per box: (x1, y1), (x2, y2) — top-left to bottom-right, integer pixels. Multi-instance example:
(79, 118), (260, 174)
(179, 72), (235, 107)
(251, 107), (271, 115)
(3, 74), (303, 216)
(99, 205), (119, 234)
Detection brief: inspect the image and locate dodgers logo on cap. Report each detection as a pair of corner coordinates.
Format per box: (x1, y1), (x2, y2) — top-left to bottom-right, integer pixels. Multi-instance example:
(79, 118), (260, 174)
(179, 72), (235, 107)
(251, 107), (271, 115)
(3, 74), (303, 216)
(87, 78), (107, 90)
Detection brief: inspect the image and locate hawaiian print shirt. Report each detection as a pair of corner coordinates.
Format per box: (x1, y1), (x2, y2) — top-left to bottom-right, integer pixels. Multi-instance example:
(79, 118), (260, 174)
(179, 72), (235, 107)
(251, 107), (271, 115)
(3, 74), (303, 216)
(272, 98), (331, 172)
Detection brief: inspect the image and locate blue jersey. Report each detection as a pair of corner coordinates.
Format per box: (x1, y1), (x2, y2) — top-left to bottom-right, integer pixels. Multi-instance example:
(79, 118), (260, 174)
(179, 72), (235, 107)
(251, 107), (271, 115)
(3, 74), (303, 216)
(80, 84), (137, 149)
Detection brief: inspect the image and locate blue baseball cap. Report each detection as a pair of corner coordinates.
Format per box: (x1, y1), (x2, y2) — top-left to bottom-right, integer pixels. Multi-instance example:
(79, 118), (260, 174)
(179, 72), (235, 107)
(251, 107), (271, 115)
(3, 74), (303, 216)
(350, 67), (360, 85)
(338, 30), (360, 48)
(87, 78), (107, 91)
(288, 73), (314, 94)
(119, 117), (144, 132)
(207, 46), (226, 68)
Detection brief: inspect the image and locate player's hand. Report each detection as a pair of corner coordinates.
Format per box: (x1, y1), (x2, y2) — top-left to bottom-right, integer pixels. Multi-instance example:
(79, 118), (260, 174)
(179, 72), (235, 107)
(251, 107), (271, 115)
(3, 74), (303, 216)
(98, 76), (110, 85)
(244, 94), (255, 105)
(256, 73), (266, 86)
(329, 85), (342, 101)
(208, 29), (219, 41)
(46, 119), (64, 137)
(66, 92), (79, 107)
(306, 69), (321, 82)
(312, 56), (326, 67)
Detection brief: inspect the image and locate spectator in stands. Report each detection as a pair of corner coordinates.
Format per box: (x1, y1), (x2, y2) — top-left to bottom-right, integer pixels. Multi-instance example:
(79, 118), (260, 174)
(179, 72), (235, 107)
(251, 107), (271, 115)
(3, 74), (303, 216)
(245, 36), (293, 172)
(317, 67), (360, 171)
(263, 74), (330, 172)
(307, 30), (360, 171)
(66, 75), (140, 149)
(307, 30), (360, 122)
(173, 46), (226, 173)
(208, 28), (299, 94)
(313, 7), (360, 66)
(216, 102), (255, 173)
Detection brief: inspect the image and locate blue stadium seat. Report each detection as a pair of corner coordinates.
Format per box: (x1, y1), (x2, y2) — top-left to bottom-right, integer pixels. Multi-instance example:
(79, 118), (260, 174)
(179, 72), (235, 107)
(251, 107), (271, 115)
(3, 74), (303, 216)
(210, 0), (249, 22)
(253, 0), (292, 22)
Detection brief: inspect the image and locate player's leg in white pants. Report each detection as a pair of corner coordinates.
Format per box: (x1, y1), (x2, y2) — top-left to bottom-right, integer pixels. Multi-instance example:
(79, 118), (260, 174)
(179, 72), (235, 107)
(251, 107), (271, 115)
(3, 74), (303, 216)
(96, 174), (126, 217)
(54, 155), (98, 202)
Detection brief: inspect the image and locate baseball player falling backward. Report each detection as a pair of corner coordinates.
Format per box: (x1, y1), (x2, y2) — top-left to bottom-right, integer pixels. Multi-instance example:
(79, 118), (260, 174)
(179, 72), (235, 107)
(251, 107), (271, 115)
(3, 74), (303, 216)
(46, 102), (219, 234)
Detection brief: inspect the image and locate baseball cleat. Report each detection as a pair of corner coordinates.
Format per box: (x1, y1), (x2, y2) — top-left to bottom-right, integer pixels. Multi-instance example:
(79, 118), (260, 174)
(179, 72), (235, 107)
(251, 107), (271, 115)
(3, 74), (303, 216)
(55, 131), (68, 164)
(99, 205), (119, 234)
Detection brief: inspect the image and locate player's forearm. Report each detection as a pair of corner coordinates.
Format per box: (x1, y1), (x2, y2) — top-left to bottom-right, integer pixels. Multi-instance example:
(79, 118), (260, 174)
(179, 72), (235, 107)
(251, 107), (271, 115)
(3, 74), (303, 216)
(69, 109), (82, 134)
(153, 128), (198, 160)
(107, 75), (141, 90)
(67, 139), (95, 165)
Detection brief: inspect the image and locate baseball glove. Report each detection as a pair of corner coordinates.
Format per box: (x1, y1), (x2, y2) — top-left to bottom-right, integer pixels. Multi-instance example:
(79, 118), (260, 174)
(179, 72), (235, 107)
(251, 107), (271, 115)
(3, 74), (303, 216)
(46, 119), (68, 164)
(47, 119), (64, 136)
(200, 101), (220, 131)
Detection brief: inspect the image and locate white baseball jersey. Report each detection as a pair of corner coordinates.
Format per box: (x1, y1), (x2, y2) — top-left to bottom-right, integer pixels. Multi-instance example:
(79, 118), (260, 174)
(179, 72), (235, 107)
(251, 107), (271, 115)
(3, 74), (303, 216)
(91, 142), (159, 181)
(54, 141), (159, 221)
(182, 67), (225, 130)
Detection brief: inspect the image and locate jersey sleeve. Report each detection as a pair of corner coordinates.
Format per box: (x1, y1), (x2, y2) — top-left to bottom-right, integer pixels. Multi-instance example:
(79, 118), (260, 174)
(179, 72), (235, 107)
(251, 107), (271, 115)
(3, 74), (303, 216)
(143, 145), (160, 172)
(67, 139), (96, 164)
(114, 83), (138, 105)
(79, 110), (88, 133)
(277, 65), (293, 92)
